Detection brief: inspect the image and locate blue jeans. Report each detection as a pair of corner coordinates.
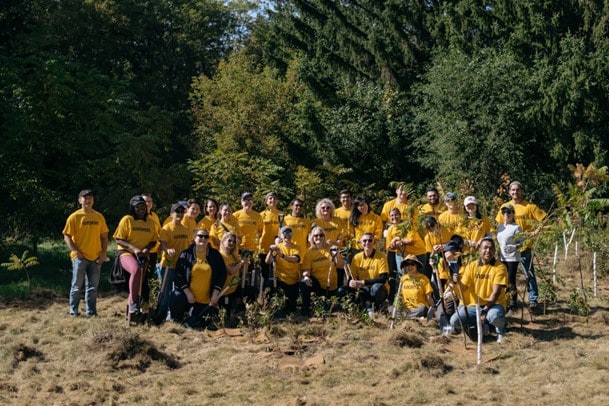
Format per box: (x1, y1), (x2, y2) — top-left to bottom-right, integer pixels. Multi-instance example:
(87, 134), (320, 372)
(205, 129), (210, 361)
(155, 265), (175, 321)
(70, 258), (101, 316)
(521, 249), (538, 303)
(450, 304), (506, 335)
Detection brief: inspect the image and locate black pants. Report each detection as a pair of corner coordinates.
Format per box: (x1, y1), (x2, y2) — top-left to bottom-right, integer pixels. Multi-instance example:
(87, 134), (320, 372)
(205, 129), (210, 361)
(300, 275), (337, 313)
(169, 289), (217, 328)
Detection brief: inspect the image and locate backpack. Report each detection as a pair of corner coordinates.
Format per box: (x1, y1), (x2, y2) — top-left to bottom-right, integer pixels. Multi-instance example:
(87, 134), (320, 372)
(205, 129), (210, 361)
(109, 251), (130, 292)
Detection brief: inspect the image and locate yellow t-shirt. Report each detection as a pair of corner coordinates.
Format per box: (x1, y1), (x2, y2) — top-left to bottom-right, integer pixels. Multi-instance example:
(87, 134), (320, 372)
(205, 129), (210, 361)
(302, 247), (338, 290)
(283, 215), (311, 259)
(62, 209), (109, 261)
(220, 251), (241, 295)
(495, 200), (547, 232)
(438, 211), (466, 237)
(312, 217), (344, 247)
(352, 212), (383, 242)
(197, 216), (216, 233)
(381, 198), (418, 224)
(400, 273), (433, 309)
(190, 253), (212, 304)
(113, 215), (157, 254)
(423, 227), (453, 253)
(259, 208), (283, 252)
(351, 250), (389, 291)
(274, 243), (301, 285)
(181, 216), (199, 237)
(233, 209), (262, 252)
(460, 259), (508, 307)
(210, 219), (242, 249)
(159, 222), (193, 267)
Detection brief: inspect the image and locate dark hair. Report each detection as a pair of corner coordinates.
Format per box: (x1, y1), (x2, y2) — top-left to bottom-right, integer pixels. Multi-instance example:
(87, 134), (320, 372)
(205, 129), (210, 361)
(350, 195), (368, 227)
(291, 198), (304, 206)
(339, 189), (352, 197)
(449, 234), (465, 250)
(422, 216), (438, 230)
(426, 186), (439, 194)
(186, 198), (200, 208)
(464, 205), (482, 219)
(480, 236), (495, 248)
(205, 198), (219, 218)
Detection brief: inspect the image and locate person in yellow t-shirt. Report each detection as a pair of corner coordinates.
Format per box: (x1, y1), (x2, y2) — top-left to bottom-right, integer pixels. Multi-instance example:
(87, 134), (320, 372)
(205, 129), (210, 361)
(169, 229), (227, 329)
(113, 195), (158, 323)
(283, 198), (311, 259)
(438, 192), (466, 237)
(233, 192), (262, 254)
(259, 192), (284, 281)
(300, 226), (345, 316)
(349, 196), (383, 243)
(265, 226), (301, 316)
(181, 199), (201, 236)
(209, 203), (242, 249)
(418, 186), (445, 221)
(338, 232), (389, 314)
(494, 181), (546, 309)
(333, 189), (353, 226)
(380, 183), (418, 227)
(141, 193), (161, 306)
(450, 238), (508, 343)
(197, 198), (219, 234)
(219, 232), (253, 316)
(398, 255), (435, 318)
(63, 189), (109, 317)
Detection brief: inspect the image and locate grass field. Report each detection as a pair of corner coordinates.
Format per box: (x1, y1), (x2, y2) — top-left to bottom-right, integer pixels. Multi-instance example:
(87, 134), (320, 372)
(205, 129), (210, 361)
(1, 242), (609, 405)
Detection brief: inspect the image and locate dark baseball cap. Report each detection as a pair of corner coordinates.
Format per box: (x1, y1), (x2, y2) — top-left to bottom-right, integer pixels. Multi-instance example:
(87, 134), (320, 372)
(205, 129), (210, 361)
(78, 189), (93, 198)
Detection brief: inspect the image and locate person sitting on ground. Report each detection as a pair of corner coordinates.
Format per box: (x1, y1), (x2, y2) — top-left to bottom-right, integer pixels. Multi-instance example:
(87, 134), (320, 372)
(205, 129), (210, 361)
(170, 229), (227, 329)
(397, 255), (435, 318)
(113, 195), (158, 324)
(218, 232), (252, 317)
(450, 237), (508, 343)
(300, 226), (344, 316)
(265, 226), (301, 316)
(338, 232), (389, 316)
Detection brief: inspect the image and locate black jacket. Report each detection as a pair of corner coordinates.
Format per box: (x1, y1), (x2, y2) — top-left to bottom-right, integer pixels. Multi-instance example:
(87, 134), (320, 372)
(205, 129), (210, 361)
(174, 244), (227, 294)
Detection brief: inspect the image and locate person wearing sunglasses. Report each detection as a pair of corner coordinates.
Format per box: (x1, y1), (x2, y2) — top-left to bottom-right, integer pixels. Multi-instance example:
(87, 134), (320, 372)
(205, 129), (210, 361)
(265, 225), (301, 316)
(496, 204), (524, 314)
(169, 229), (227, 329)
(338, 232), (389, 316)
(300, 226), (345, 316)
(397, 255), (435, 319)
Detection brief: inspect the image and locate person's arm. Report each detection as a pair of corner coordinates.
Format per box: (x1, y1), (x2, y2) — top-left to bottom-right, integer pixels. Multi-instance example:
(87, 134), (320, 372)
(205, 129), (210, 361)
(63, 233), (83, 259)
(115, 239), (142, 255)
(363, 272), (388, 286)
(99, 233), (109, 262)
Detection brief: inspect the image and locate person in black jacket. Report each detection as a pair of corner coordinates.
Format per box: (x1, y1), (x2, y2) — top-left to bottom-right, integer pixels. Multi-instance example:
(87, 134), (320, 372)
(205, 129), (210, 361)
(169, 229), (227, 329)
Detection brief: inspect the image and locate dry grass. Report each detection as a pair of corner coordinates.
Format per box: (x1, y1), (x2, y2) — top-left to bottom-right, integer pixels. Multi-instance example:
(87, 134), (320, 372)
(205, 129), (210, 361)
(2, 260), (609, 405)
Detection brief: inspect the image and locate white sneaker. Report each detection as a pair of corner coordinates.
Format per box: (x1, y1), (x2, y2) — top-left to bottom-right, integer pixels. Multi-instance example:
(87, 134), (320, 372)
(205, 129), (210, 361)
(367, 309), (375, 319)
(388, 305), (395, 315)
(497, 334), (505, 343)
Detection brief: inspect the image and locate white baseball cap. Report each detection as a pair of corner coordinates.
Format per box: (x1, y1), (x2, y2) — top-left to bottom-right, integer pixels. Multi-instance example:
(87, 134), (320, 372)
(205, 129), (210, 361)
(463, 196), (478, 206)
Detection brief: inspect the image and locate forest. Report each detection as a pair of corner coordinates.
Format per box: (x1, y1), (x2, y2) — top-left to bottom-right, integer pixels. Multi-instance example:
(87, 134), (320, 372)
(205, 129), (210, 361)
(2, 0), (609, 244)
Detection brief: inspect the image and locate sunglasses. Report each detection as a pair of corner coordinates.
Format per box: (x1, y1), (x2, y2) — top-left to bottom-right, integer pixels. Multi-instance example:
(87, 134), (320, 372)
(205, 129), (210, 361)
(196, 234), (209, 239)
(361, 239), (373, 243)
(403, 261), (418, 267)
(501, 210), (514, 214)
(321, 206), (331, 210)
(227, 239), (236, 243)
(313, 234), (325, 238)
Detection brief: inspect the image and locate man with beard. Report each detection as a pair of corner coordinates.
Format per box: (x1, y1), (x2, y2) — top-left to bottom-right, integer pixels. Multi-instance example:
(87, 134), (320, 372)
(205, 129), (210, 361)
(419, 186), (445, 220)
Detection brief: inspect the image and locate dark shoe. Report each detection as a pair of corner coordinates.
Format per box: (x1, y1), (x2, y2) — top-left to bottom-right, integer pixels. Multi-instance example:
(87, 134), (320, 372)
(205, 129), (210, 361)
(70, 312), (79, 317)
(86, 312), (97, 318)
(205, 323), (218, 331)
(128, 311), (146, 326)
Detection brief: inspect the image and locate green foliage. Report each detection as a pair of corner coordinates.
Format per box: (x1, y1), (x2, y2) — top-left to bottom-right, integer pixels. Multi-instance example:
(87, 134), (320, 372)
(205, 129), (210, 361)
(568, 287), (592, 317)
(1, 251), (39, 289)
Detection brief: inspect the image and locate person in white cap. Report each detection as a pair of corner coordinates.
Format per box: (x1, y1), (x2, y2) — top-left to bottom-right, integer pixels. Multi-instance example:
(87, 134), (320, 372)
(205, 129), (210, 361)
(462, 195), (492, 250)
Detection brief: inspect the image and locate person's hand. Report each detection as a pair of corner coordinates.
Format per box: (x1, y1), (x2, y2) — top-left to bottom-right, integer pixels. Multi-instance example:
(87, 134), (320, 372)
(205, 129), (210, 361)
(451, 273), (460, 284)
(349, 279), (363, 289)
(302, 275), (313, 287)
(167, 248), (176, 257)
(504, 244), (517, 254)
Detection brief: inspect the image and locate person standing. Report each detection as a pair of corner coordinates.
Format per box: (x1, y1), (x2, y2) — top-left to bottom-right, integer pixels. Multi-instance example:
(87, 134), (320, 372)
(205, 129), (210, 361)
(62, 189), (109, 317)
(233, 192), (262, 256)
(141, 193), (161, 305)
(496, 204), (524, 313)
(419, 186), (445, 220)
(334, 189), (353, 226)
(349, 196), (383, 243)
(283, 198), (310, 257)
(381, 183), (417, 227)
(495, 181), (546, 309)
(113, 195), (158, 323)
(259, 192), (284, 280)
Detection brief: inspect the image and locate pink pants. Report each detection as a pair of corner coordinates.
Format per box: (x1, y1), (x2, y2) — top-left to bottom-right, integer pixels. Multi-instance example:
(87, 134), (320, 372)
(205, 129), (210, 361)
(119, 254), (143, 305)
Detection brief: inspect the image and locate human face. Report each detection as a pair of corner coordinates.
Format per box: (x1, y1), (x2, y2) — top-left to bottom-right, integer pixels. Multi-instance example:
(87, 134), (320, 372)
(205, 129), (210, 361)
(206, 201), (217, 217)
(403, 261), (418, 274)
(187, 204), (200, 218)
(220, 206), (232, 220)
(133, 203), (147, 219)
(195, 232), (210, 246)
(501, 209), (514, 221)
(282, 229), (292, 240)
(389, 210), (401, 224)
(226, 236), (237, 249)
(79, 195), (94, 210)
(465, 203), (477, 215)
(312, 230), (325, 244)
(320, 203), (332, 218)
(396, 187), (408, 202)
(292, 201), (303, 216)
(143, 196), (153, 213)
(360, 235), (374, 251)
(479, 240), (495, 264)
(426, 191), (439, 205)
(509, 184), (524, 202)
(172, 209), (185, 221)
(266, 195), (277, 207)
(340, 193), (352, 209)
(241, 196), (253, 210)
(357, 201), (369, 215)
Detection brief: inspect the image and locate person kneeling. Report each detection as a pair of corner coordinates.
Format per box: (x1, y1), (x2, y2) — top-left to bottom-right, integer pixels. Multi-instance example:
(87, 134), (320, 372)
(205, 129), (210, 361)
(169, 229), (227, 330)
(397, 255), (435, 318)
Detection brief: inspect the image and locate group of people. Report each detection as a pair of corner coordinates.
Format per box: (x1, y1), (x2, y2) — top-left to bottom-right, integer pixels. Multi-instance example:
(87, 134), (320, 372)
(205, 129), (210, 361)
(62, 181), (547, 339)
